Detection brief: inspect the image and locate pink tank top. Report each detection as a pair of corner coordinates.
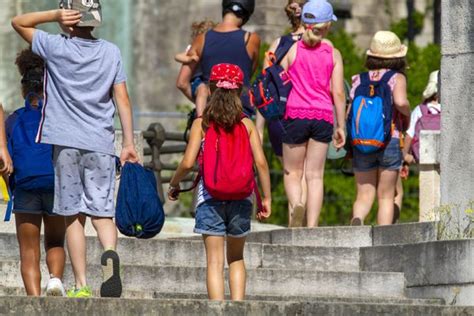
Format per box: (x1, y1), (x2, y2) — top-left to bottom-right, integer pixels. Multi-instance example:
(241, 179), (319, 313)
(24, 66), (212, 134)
(286, 41), (334, 123)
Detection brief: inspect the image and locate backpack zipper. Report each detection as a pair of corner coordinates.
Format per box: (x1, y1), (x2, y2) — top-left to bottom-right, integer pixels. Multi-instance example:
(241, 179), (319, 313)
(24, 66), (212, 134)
(355, 98), (367, 135)
(214, 136), (219, 184)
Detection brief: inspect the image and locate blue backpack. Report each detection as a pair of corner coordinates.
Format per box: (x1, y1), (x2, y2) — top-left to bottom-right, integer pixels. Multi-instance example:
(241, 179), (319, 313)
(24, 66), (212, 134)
(7, 94), (54, 191)
(249, 35), (295, 120)
(347, 71), (396, 154)
(115, 162), (165, 239)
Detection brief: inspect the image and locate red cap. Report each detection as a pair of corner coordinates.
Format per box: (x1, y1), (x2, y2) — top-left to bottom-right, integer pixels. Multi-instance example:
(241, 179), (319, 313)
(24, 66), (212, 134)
(209, 63), (244, 90)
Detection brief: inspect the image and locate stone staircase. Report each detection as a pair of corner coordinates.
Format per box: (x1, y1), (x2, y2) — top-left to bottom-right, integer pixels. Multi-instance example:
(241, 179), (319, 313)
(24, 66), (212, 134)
(1, 221), (473, 315)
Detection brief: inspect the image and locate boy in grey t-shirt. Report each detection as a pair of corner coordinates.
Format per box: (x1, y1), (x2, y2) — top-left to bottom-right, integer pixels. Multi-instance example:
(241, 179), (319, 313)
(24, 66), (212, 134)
(12, 4), (138, 298)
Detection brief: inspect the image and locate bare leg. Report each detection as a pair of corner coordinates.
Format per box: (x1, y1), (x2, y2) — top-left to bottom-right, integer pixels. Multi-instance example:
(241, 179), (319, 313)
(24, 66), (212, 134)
(304, 140), (329, 227)
(352, 170), (378, 223)
(15, 214), (42, 296)
(65, 214), (87, 288)
(195, 84), (209, 117)
(283, 143), (307, 226)
(43, 215), (66, 280)
(91, 216), (117, 251)
(226, 237), (246, 301)
(203, 235), (225, 300)
(377, 169), (399, 226)
(393, 175), (403, 223)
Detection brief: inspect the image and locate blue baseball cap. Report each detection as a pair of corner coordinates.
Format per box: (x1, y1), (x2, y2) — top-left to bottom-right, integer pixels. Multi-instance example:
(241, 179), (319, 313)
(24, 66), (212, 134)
(302, 0), (338, 24)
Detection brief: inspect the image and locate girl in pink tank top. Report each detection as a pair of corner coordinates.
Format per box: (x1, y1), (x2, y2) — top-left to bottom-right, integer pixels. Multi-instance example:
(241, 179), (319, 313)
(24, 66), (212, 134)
(278, 1), (346, 228)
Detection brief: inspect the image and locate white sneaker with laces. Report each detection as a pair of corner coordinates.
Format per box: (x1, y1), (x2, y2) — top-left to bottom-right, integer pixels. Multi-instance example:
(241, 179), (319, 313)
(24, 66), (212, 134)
(46, 277), (66, 297)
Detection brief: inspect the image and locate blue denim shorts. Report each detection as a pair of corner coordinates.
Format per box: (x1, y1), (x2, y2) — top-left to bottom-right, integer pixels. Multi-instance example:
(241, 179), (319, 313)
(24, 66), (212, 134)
(194, 199), (253, 238)
(352, 137), (402, 172)
(191, 76), (205, 100)
(12, 188), (54, 215)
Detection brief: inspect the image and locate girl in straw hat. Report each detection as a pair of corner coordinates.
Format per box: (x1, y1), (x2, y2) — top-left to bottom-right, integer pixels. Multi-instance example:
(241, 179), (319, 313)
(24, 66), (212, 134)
(349, 31), (411, 226)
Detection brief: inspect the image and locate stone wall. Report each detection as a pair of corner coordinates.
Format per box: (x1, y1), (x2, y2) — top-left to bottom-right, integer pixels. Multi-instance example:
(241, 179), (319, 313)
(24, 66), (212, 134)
(440, 0), (474, 233)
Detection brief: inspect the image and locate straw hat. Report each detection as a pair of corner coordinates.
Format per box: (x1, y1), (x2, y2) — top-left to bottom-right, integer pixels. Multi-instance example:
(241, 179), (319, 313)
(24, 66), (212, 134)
(422, 70), (439, 100)
(366, 31), (408, 59)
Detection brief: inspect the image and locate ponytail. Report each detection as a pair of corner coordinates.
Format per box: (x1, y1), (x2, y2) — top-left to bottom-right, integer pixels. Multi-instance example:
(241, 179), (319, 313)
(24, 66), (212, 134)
(302, 22), (331, 47)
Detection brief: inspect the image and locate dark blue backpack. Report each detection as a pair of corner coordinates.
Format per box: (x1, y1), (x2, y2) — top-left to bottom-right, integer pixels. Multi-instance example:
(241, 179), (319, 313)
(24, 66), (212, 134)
(7, 94), (54, 191)
(347, 71), (396, 154)
(115, 162), (165, 239)
(249, 35), (295, 120)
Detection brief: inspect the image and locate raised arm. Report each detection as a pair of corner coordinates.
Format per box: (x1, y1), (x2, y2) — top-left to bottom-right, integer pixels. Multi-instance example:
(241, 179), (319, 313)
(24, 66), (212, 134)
(176, 33), (204, 100)
(331, 48), (346, 149)
(113, 82), (139, 165)
(11, 10), (81, 44)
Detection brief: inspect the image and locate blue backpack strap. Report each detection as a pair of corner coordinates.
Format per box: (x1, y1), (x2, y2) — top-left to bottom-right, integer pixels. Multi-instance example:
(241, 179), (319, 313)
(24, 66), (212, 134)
(4, 187), (13, 222)
(274, 35), (296, 64)
(359, 72), (371, 85)
(380, 70), (397, 84)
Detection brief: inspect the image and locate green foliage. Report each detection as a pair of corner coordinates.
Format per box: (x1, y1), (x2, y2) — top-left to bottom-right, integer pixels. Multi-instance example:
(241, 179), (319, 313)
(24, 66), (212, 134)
(433, 201), (474, 240)
(390, 10), (425, 41)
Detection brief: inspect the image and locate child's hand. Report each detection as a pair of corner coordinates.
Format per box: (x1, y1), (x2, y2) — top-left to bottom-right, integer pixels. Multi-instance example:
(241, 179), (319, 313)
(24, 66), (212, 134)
(400, 163), (409, 180)
(120, 145), (139, 166)
(257, 197), (272, 221)
(0, 147), (13, 176)
(333, 127), (346, 149)
(55, 9), (82, 26)
(167, 185), (180, 201)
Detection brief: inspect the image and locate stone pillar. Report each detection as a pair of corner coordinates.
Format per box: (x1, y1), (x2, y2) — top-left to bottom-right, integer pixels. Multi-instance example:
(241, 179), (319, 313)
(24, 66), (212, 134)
(419, 131), (441, 222)
(440, 0), (474, 235)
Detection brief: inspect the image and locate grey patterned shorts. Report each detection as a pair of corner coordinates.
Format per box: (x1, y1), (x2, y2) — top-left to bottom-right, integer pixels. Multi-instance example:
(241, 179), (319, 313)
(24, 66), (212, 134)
(53, 146), (116, 218)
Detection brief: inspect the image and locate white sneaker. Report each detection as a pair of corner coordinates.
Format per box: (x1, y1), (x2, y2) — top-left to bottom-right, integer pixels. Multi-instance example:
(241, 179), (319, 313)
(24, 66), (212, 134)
(46, 277), (66, 297)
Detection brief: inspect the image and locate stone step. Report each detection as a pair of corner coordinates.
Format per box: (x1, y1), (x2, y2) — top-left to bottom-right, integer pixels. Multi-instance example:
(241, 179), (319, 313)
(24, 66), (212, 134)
(360, 239), (474, 306)
(2, 297), (473, 316)
(0, 233), (360, 271)
(0, 261), (407, 299)
(0, 212), (282, 238)
(245, 222), (439, 247)
(0, 286), (446, 305)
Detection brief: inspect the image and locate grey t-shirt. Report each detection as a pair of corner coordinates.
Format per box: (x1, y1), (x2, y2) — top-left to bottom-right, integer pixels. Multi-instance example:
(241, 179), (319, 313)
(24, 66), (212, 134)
(32, 30), (127, 155)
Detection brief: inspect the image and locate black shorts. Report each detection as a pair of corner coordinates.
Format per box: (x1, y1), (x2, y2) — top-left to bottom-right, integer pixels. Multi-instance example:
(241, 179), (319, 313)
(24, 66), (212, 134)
(282, 118), (333, 145)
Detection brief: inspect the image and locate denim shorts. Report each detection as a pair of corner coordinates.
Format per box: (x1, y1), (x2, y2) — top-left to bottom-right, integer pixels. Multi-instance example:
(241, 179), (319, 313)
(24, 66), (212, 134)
(12, 188), (54, 216)
(194, 199), (253, 237)
(191, 76), (205, 100)
(282, 118), (333, 145)
(352, 137), (402, 172)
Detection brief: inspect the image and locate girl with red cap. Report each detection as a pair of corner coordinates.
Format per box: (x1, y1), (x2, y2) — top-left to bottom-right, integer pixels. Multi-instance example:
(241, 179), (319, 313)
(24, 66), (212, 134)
(168, 63), (271, 301)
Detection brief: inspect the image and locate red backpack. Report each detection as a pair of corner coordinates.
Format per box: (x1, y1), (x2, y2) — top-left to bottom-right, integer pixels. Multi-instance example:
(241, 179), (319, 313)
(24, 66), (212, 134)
(411, 103), (441, 162)
(202, 120), (257, 200)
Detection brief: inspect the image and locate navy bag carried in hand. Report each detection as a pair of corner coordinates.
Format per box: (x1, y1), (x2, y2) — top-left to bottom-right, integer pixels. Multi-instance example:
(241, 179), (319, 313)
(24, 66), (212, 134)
(115, 162), (165, 239)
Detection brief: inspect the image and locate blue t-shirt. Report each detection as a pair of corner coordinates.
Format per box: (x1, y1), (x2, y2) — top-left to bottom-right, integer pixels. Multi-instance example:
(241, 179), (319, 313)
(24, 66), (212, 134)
(32, 30), (127, 155)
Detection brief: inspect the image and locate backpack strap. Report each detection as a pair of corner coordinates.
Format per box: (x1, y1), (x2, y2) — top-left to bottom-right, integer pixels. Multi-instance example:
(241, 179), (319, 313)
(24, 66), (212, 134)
(3, 185), (12, 222)
(273, 35), (296, 65)
(359, 72), (370, 85)
(380, 70), (397, 84)
(420, 103), (429, 116)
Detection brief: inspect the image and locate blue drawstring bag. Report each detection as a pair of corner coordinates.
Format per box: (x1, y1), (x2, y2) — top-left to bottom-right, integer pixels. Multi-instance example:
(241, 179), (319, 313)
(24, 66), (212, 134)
(115, 162), (165, 239)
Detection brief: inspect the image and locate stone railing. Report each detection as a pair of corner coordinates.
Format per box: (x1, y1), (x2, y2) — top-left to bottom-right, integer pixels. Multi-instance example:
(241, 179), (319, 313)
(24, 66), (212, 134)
(419, 130), (441, 222)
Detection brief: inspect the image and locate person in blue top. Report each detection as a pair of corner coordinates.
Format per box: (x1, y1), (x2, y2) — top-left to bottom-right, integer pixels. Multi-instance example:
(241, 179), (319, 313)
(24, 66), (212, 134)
(5, 49), (67, 297)
(12, 1), (139, 298)
(176, 0), (261, 117)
